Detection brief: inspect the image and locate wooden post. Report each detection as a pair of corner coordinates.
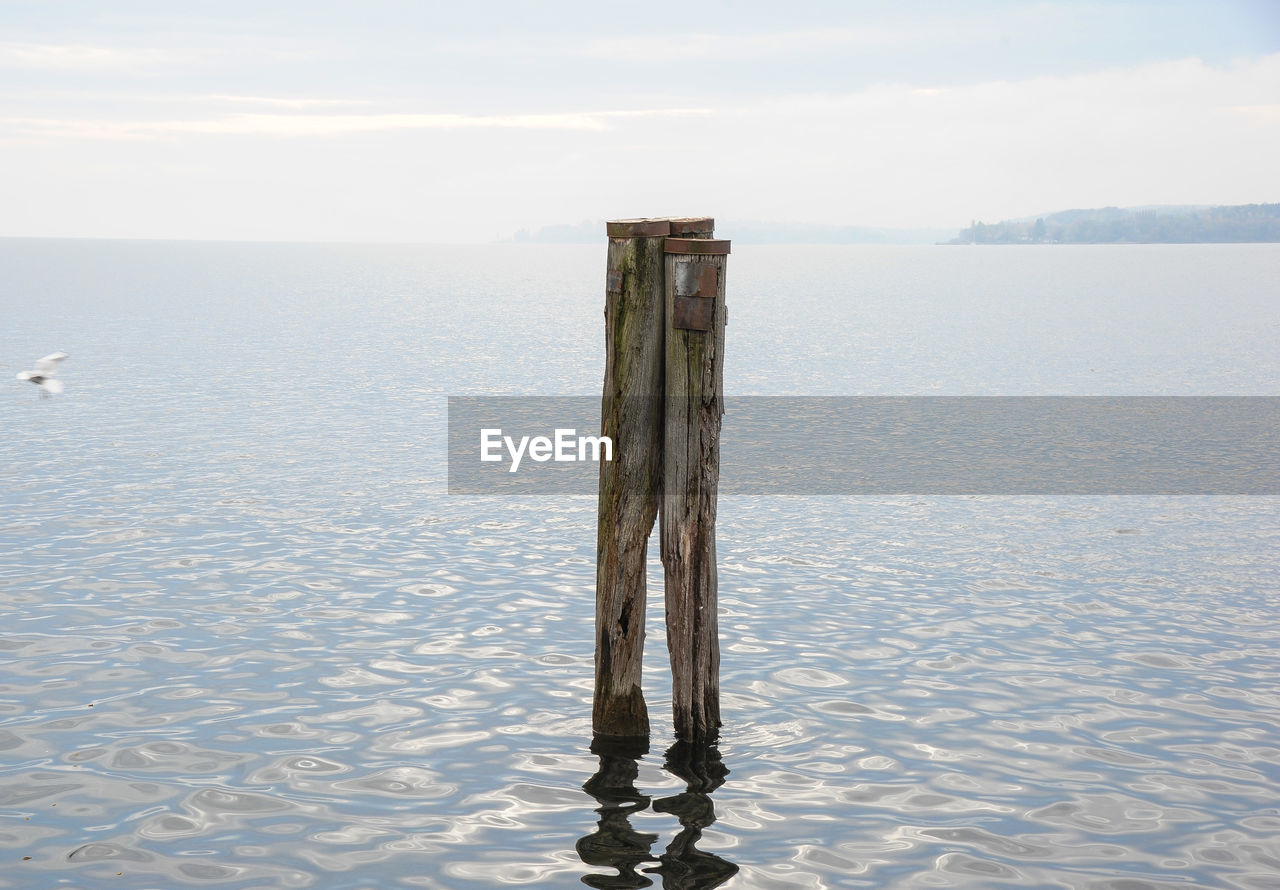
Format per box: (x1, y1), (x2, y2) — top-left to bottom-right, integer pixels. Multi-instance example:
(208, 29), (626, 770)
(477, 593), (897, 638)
(594, 216), (723, 742)
(593, 219), (667, 738)
(661, 236), (729, 741)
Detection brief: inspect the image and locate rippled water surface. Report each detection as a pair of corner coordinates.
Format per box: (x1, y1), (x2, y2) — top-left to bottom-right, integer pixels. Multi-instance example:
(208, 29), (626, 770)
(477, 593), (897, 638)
(2, 241), (1278, 889)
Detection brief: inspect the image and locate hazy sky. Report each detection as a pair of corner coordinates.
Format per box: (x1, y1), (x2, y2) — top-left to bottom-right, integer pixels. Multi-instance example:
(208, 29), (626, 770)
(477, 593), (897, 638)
(2, 0), (1277, 242)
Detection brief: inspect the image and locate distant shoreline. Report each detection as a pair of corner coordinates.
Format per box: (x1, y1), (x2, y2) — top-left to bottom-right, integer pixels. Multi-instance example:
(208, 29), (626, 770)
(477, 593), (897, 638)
(5, 202), (1280, 247)
(950, 203), (1280, 245)
(511, 204), (1280, 246)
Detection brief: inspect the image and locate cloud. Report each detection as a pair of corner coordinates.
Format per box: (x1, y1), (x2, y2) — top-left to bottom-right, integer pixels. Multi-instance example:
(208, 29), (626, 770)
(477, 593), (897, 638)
(1228, 104), (1280, 124)
(0, 107), (713, 141)
(2, 47), (1275, 240)
(691, 53), (1280, 225)
(0, 42), (201, 71)
(583, 27), (904, 62)
(200, 95), (376, 110)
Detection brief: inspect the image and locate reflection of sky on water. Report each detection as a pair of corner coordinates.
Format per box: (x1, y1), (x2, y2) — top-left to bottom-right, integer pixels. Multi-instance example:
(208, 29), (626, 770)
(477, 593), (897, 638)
(6, 488), (1276, 887)
(2, 241), (1279, 887)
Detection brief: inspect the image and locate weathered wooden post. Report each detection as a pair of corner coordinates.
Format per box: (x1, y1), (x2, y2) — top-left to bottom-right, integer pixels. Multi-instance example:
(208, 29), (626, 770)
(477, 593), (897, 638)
(661, 235), (729, 741)
(594, 217), (725, 741)
(593, 219), (668, 738)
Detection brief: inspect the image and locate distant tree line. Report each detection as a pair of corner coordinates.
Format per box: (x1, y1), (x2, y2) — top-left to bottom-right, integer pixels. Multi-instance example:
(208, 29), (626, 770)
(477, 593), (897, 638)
(952, 204), (1280, 244)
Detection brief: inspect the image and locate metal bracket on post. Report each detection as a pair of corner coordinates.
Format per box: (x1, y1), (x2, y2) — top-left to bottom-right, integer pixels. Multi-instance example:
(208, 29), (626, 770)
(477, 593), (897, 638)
(672, 263), (719, 331)
(666, 239), (731, 333)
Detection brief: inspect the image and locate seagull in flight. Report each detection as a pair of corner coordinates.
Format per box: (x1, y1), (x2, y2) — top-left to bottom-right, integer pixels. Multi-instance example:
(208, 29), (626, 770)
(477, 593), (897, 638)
(17, 352), (69, 398)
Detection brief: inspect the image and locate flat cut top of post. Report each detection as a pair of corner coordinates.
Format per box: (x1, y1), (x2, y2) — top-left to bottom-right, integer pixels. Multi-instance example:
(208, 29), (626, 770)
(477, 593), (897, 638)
(668, 217), (715, 236)
(606, 217), (715, 238)
(665, 237), (731, 255)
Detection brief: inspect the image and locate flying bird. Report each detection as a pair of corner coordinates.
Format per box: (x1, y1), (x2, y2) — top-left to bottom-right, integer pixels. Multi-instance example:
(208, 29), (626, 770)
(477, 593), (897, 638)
(17, 352), (69, 398)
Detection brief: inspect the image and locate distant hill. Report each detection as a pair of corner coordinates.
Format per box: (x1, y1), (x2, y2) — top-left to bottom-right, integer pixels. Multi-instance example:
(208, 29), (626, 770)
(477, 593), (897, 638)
(510, 220), (954, 245)
(952, 204), (1280, 244)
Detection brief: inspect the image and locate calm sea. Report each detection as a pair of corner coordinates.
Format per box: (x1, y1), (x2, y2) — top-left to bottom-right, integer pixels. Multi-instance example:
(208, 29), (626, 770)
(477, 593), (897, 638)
(1, 239), (1278, 889)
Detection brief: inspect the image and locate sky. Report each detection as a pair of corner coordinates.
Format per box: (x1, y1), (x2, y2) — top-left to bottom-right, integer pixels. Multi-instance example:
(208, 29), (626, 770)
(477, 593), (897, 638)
(1, 0), (1278, 242)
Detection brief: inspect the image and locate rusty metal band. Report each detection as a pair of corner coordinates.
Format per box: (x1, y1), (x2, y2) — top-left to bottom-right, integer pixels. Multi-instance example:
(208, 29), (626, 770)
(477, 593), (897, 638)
(664, 238), (731, 255)
(673, 295), (715, 331)
(606, 219), (671, 237)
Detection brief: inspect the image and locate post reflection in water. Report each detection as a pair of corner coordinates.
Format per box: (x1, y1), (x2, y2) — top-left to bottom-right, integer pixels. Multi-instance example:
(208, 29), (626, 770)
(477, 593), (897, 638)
(578, 736), (739, 890)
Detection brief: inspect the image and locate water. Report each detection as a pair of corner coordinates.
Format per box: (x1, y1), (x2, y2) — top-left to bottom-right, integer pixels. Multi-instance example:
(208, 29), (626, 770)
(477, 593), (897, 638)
(1, 240), (1278, 889)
